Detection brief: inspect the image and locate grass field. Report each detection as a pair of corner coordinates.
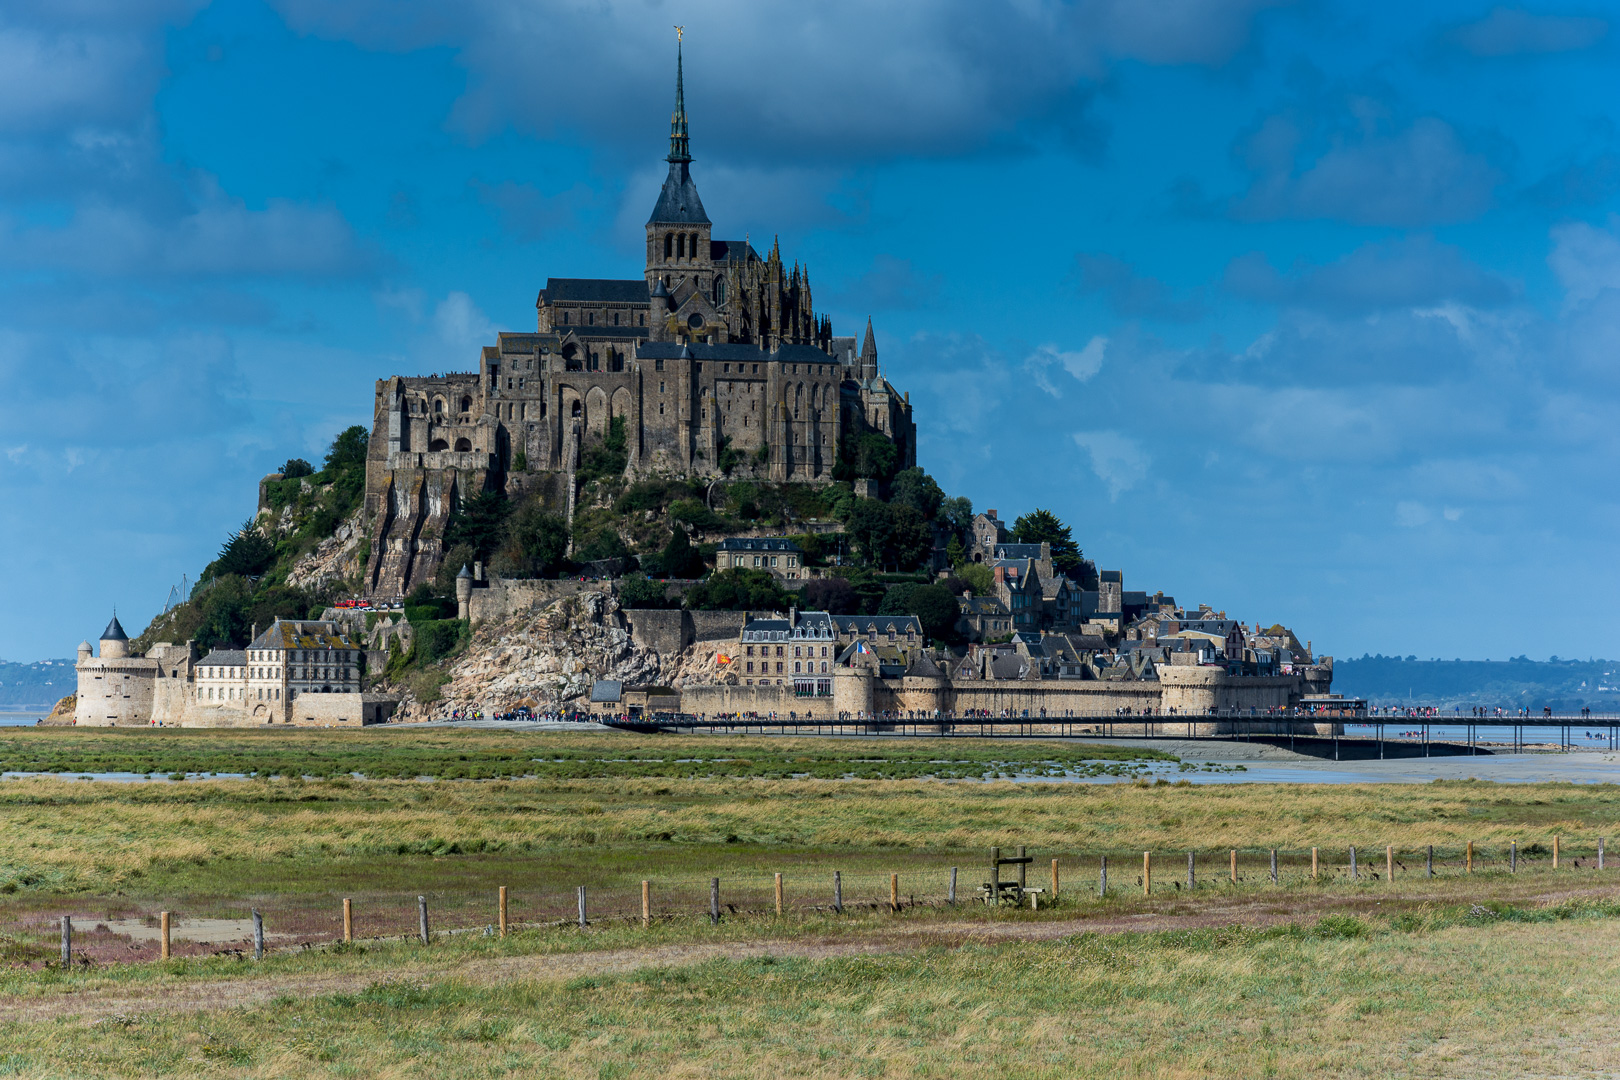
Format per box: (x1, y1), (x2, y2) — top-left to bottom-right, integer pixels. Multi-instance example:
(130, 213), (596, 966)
(1, 899), (1618, 1077)
(2, 730), (1619, 1075)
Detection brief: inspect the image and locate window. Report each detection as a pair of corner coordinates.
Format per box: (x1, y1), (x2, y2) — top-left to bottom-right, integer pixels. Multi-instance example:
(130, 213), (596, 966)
(745, 645), (753, 657)
(794, 662), (802, 673)
(655, 359), (664, 372)
(775, 646), (784, 657)
(746, 662), (753, 673)
(613, 312), (620, 326)
(677, 233), (685, 258)
(775, 662), (783, 674)
(664, 233), (673, 259)
(589, 312), (595, 326)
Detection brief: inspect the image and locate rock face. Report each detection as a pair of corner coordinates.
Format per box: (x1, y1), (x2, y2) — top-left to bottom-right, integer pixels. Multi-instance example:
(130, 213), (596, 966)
(399, 591), (662, 720)
(285, 509), (367, 593)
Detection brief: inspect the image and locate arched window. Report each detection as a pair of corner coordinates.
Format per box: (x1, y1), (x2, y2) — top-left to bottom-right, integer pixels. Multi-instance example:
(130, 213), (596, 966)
(571, 401), (582, 418)
(715, 277), (726, 305)
(676, 233), (685, 258)
(588, 312), (595, 326)
(454, 437), (472, 452)
(612, 311), (619, 326)
(690, 233), (699, 257)
(562, 311), (570, 325)
(664, 233), (673, 259)
(459, 396), (471, 413)
(434, 398), (445, 414)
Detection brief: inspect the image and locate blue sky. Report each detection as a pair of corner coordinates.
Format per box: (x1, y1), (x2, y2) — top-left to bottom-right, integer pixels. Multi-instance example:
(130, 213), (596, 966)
(2, 0), (1618, 662)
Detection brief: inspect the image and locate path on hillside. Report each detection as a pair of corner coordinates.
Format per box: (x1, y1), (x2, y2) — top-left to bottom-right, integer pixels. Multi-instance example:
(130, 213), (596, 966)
(8, 882), (1619, 1024)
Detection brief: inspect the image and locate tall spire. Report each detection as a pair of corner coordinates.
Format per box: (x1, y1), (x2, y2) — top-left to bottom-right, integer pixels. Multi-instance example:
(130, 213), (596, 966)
(668, 28), (691, 164)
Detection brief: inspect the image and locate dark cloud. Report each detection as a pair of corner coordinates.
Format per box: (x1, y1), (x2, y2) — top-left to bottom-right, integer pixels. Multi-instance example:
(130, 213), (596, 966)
(270, 0), (1284, 166)
(1075, 253), (1205, 321)
(830, 255), (943, 312)
(1223, 236), (1517, 313)
(1444, 6), (1608, 57)
(1232, 110), (1503, 226)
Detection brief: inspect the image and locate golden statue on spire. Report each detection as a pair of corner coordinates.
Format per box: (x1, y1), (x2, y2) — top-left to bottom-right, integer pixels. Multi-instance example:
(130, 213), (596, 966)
(675, 25), (683, 42)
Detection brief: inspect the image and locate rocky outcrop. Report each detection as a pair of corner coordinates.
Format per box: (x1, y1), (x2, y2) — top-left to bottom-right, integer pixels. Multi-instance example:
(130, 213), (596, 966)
(285, 509), (367, 592)
(396, 591), (655, 720)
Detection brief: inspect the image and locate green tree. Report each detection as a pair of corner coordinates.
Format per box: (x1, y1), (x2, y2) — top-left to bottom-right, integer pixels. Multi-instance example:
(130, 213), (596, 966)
(939, 495), (974, 536)
(877, 583), (918, 616)
(495, 500), (569, 578)
(1012, 508), (1084, 577)
(215, 521), (276, 578)
(684, 568), (791, 611)
(801, 575), (858, 614)
(574, 526), (630, 564)
(909, 583), (960, 642)
(194, 575), (253, 650)
(618, 574), (674, 609)
(845, 499), (894, 567)
(945, 535), (967, 569)
(578, 415), (628, 484)
(280, 458), (314, 479)
(324, 426), (369, 471)
(891, 467), (944, 520)
(444, 490), (512, 562)
(651, 526), (705, 578)
(889, 506), (933, 571)
(953, 562), (995, 596)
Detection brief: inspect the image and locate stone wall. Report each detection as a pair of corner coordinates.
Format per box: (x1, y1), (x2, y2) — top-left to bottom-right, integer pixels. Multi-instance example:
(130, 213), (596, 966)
(620, 608), (748, 658)
(675, 682), (835, 719)
(468, 578), (611, 623)
(73, 659), (159, 726)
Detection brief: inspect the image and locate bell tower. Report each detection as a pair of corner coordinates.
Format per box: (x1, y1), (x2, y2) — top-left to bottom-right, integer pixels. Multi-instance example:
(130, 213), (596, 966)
(645, 30), (712, 307)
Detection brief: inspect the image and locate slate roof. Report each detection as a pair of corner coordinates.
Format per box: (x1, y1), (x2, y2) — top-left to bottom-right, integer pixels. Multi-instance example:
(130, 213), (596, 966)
(648, 161), (710, 225)
(994, 543), (1045, 561)
(249, 620), (357, 651)
(742, 610), (834, 640)
(101, 615), (128, 642)
(538, 279), (651, 304)
(834, 615), (924, 636)
(591, 680), (623, 703)
(711, 239), (758, 264)
(905, 653), (945, 679)
(990, 654), (1032, 680)
(958, 595), (1009, 615)
(558, 326), (650, 341)
(198, 649), (247, 668)
(717, 537), (802, 553)
(1100, 570), (1123, 583)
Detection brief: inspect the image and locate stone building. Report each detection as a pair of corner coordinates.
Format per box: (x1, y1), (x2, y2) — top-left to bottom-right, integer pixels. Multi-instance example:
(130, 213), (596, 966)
(72, 616), (388, 727)
(713, 537), (804, 578)
(362, 43), (916, 599)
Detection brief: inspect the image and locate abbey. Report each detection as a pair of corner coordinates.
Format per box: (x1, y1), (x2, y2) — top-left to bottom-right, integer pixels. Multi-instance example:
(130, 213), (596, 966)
(364, 44), (915, 598)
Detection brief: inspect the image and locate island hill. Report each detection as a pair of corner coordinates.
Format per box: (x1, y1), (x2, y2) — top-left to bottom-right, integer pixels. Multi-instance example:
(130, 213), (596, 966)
(59, 49), (1334, 727)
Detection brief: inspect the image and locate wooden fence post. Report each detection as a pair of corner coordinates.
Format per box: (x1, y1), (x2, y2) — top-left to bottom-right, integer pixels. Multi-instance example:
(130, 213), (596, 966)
(947, 867), (956, 906)
(1466, 841), (1473, 873)
(1230, 849), (1237, 885)
(160, 911), (171, 960)
(1349, 847), (1357, 880)
(1143, 851), (1151, 896)
(776, 873), (784, 917)
(343, 897), (353, 943)
(641, 881), (651, 929)
(1386, 845), (1393, 884)
(835, 870), (844, 913)
(1553, 835), (1560, 869)
(1311, 847), (1318, 880)
(577, 886), (588, 928)
(990, 846), (1001, 908)
(1270, 849), (1278, 885)
(1052, 858), (1059, 899)
(60, 916), (71, 969)
(498, 887), (508, 937)
(1427, 845), (1434, 878)
(890, 873), (900, 913)
(1510, 842), (1516, 873)
(1100, 855), (1108, 896)
(1188, 851), (1195, 891)
(418, 896), (429, 944)
(710, 878), (720, 925)
(1600, 837), (1606, 871)
(252, 909), (263, 961)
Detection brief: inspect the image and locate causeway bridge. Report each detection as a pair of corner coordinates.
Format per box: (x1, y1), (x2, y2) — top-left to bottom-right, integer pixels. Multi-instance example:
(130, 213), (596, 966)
(605, 711), (1620, 760)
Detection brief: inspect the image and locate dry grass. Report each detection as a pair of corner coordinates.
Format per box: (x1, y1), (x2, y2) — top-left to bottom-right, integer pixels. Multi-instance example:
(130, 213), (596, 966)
(1, 756), (1617, 897)
(1, 904), (1618, 1077)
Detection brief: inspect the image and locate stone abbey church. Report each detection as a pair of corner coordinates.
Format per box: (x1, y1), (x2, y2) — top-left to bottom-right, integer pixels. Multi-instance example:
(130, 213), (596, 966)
(364, 44), (916, 598)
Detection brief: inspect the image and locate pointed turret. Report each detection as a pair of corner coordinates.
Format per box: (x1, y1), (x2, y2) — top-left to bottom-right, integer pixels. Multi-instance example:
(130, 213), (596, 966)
(860, 317), (878, 380)
(646, 37), (708, 227)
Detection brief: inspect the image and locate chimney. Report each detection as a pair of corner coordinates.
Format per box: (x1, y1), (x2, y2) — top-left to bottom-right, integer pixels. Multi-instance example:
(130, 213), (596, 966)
(789, 606), (797, 628)
(964, 588), (973, 600)
(994, 566), (1006, 585)
(988, 509), (997, 518)
(474, 561), (484, 582)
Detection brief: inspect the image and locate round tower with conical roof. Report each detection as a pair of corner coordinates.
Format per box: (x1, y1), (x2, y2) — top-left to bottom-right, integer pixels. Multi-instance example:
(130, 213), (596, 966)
(100, 613), (130, 660)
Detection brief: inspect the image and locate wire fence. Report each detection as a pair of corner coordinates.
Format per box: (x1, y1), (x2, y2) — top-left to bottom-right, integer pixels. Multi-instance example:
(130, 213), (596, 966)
(5, 838), (1610, 968)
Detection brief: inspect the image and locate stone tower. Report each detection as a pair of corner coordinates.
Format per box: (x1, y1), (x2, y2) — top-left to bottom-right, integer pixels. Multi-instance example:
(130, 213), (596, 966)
(644, 38), (712, 309)
(100, 613), (130, 660)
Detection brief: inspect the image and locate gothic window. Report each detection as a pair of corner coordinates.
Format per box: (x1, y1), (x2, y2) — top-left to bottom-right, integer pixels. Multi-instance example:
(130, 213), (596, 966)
(689, 232), (698, 257)
(572, 401), (582, 418)
(460, 396), (471, 412)
(715, 277), (726, 305)
(613, 312), (620, 326)
(664, 233), (673, 259)
(434, 398), (445, 414)
(676, 233), (685, 258)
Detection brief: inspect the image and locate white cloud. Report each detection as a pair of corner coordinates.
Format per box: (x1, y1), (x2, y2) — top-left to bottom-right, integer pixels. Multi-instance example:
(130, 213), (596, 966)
(433, 291), (495, 363)
(1448, 7), (1608, 57)
(1072, 429), (1150, 498)
(1394, 500), (1431, 527)
(1548, 215), (1620, 306)
(1026, 338), (1107, 396)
